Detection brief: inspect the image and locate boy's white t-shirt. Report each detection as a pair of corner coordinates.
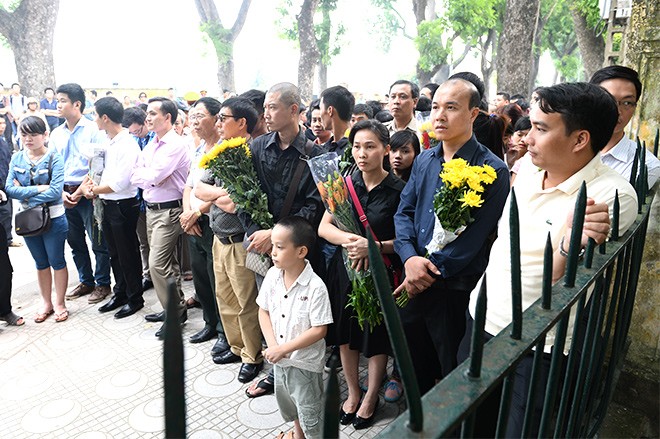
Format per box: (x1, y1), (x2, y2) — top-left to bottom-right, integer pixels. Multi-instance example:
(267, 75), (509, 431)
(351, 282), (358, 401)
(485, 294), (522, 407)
(256, 260), (333, 373)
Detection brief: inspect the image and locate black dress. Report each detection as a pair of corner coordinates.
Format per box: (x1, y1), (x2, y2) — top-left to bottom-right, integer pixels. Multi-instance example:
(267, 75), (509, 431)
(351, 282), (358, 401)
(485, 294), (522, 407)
(325, 170), (405, 357)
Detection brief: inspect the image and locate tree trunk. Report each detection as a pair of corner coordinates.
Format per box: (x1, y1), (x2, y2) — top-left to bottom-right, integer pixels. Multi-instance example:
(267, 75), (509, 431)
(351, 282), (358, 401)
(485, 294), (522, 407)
(480, 28), (497, 100)
(318, 62), (328, 93)
(195, 0), (252, 92)
(496, 0), (541, 96)
(570, 4), (605, 79)
(218, 58), (235, 93)
(297, 0), (321, 103)
(0, 0), (59, 98)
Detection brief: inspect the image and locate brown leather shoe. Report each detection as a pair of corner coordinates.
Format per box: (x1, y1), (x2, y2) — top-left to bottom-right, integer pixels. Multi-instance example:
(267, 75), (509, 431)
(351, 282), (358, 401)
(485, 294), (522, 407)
(65, 283), (94, 299)
(88, 285), (111, 304)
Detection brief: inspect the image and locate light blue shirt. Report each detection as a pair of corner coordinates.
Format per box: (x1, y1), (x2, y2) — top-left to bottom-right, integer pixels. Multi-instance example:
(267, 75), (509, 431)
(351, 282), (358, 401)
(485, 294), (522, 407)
(49, 116), (105, 185)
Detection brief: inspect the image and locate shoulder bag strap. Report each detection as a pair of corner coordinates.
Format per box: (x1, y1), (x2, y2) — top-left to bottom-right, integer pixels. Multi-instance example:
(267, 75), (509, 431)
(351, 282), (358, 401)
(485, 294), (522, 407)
(280, 140), (313, 219)
(345, 175), (394, 267)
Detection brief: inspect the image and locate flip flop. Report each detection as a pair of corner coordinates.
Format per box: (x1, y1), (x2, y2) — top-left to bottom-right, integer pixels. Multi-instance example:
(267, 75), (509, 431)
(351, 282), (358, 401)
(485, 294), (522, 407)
(55, 310), (69, 323)
(245, 376), (274, 398)
(275, 431), (294, 439)
(0, 311), (25, 326)
(34, 309), (54, 323)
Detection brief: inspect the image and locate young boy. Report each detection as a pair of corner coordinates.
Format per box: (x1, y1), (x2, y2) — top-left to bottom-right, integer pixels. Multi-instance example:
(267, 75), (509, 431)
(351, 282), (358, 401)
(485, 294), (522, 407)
(257, 216), (333, 439)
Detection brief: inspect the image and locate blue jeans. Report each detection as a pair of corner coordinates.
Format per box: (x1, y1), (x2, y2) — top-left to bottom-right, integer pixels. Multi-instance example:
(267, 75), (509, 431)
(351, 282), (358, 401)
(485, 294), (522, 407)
(24, 214), (68, 270)
(65, 197), (111, 286)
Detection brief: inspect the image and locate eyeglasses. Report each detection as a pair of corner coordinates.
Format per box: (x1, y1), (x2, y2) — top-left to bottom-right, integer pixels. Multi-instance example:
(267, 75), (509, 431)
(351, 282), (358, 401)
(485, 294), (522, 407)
(218, 114), (236, 122)
(617, 100), (637, 109)
(189, 113), (212, 121)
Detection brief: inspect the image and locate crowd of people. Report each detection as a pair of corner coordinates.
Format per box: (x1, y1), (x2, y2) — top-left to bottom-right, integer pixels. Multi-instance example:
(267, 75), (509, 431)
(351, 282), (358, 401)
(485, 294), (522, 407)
(0, 64), (659, 439)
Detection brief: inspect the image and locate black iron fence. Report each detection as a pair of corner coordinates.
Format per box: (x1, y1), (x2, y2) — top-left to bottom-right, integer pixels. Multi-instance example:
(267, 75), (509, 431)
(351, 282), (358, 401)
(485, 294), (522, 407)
(342, 134), (657, 439)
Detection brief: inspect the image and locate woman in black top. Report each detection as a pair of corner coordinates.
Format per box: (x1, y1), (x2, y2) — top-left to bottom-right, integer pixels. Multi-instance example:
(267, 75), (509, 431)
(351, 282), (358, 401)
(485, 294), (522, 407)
(319, 120), (404, 429)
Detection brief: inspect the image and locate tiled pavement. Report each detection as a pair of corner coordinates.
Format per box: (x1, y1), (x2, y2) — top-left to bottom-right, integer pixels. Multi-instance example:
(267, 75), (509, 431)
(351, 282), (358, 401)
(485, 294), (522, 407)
(1, 234), (406, 438)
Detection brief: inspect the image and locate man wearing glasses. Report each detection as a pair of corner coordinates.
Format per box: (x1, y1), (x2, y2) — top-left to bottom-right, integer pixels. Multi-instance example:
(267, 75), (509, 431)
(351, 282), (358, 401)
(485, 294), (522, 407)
(122, 107), (156, 292)
(194, 97), (264, 383)
(590, 65), (659, 188)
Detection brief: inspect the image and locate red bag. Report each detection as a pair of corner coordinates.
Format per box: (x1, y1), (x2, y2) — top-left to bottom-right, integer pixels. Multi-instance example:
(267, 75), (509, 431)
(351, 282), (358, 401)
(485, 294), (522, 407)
(345, 176), (402, 288)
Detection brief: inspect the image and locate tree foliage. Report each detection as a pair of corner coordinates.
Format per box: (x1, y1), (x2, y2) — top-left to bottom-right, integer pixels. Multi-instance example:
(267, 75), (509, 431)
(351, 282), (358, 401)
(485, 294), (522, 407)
(538, 0), (580, 82)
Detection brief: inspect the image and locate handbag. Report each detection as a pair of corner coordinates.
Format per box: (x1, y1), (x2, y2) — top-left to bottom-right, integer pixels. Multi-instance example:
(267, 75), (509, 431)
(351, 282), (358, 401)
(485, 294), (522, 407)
(15, 154), (53, 237)
(245, 140), (314, 277)
(345, 175), (402, 288)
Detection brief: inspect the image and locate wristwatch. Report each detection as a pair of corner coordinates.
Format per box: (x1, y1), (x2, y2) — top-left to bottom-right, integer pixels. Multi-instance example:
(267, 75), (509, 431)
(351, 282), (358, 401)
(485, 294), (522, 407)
(559, 236), (585, 259)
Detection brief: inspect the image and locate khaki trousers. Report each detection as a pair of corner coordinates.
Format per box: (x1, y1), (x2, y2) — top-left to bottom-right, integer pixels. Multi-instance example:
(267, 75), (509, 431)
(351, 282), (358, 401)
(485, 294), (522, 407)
(146, 207), (185, 316)
(212, 237), (262, 364)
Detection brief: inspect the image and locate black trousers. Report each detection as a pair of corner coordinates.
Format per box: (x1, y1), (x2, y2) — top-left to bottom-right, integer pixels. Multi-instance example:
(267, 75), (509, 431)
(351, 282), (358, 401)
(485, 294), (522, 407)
(187, 216), (224, 336)
(102, 198), (143, 306)
(399, 274), (480, 395)
(0, 222), (13, 316)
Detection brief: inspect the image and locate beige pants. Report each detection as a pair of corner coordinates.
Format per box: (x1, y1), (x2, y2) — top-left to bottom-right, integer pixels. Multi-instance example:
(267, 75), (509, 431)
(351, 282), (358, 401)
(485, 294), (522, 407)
(212, 237), (262, 364)
(146, 207), (185, 316)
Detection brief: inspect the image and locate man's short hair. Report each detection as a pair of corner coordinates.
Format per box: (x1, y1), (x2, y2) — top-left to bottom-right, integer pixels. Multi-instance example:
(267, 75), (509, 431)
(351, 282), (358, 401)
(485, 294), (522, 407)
(533, 82), (618, 154)
(56, 83), (86, 113)
(193, 96), (221, 116)
(276, 216), (316, 253)
(11, 82), (19, 88)
(95, 97), (124, 124)
(497, 91), (510, 101)
(448, 72), (485, 101)
(389, 79), (420, 99)
(352, 103), (373, 119)
(239, 89), (266, 115)
(221, 97), (259, 134)
(320, 85), (355, 122)
(416, 96), (432, 112)
(510, 93), (525, 101)
(43, 87), (54, 94)
(148, 97), (178, 124)
(268, 82), (301, 109)
(122, 107), (147, 128)
(589, 65), (642, 101)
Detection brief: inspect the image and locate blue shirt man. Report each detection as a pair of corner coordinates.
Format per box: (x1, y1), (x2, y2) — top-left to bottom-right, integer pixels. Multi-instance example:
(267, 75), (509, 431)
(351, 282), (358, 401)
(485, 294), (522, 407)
(40, 87), (61, 132)
(394, 79), (510, 394)
(49, 83), (111, 303)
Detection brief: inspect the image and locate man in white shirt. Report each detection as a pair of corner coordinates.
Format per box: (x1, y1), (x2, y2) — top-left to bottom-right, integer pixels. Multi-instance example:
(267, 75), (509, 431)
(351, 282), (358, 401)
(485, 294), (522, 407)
(463, 82), (638, 437)
(590, 65), (659, 188)
(82, 97), (143, 318)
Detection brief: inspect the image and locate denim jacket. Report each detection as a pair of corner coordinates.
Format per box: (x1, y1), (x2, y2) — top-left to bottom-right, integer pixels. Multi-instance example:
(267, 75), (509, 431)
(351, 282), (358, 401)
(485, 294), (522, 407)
(5, 149), (65, 209)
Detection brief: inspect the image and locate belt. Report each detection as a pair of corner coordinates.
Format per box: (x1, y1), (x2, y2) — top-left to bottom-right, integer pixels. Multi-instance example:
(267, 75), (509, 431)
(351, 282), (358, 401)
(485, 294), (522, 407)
(102, 197), (139, 206)
(63, 184), (80, 193)
(146, 199), (182, 210)
(216, 233), (244, 245)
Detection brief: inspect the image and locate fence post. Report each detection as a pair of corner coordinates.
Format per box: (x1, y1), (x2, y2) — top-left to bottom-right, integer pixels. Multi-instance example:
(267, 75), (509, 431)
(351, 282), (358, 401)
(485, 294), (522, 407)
(164, 278), (186, 438)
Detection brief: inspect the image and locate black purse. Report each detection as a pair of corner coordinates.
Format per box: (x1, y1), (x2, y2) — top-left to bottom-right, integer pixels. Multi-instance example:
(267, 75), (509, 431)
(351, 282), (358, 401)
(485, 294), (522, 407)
(15, 154), (53, 237)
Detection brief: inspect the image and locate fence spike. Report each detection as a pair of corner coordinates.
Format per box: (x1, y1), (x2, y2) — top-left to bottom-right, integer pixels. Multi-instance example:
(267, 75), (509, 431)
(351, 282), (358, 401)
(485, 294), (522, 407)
(564, 182), (587, 287)
(629, 139), (640, 187)
(654, 128), (659, 156)
(509, 188), (522, 339)
(164, 278), (186, 439)
(322, 367), (340, 438)
(366, 231), (423, 432)
(584, 238), (595, 269)
(542, 232), (552, 310)
(611, 190), (620, 241)
(468, 276), (487, 378)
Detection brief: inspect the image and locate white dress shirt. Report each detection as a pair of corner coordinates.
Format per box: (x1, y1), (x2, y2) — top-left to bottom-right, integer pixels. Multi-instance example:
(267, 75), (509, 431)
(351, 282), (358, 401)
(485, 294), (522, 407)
(600, 135), (660, 189)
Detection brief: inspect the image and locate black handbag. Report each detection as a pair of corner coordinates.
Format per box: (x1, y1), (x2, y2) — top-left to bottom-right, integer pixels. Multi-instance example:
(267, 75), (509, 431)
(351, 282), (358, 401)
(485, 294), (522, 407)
(15, 154), (53, 237)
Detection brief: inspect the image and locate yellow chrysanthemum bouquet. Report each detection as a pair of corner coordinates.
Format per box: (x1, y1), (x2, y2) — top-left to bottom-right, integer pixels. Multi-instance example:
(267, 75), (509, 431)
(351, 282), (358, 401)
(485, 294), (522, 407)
(426, 158), (497, 254)
(199, 137), (273, 229)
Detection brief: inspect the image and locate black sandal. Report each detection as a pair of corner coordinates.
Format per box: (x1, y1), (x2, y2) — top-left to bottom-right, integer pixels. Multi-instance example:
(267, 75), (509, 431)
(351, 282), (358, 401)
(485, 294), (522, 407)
(0, 311), (25, 326)
(245, 376), (274, 398)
